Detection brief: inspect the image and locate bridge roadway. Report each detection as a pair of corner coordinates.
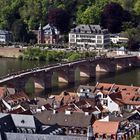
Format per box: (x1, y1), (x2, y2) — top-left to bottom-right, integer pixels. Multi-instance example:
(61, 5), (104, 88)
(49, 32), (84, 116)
(0, 55), (139, 90)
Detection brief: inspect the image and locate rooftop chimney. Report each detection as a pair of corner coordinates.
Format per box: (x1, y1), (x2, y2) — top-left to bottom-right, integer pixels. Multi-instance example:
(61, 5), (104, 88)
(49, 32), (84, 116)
(53, 109), (57, 114)
(65, 110), (71, 115)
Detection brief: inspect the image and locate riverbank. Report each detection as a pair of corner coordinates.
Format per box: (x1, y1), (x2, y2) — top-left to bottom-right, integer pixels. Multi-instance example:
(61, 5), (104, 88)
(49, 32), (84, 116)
(0, 48), (22, 58)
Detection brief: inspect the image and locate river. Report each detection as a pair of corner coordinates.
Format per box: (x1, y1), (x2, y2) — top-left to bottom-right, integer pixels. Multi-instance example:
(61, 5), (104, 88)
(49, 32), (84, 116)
(0, 58), (139, 97)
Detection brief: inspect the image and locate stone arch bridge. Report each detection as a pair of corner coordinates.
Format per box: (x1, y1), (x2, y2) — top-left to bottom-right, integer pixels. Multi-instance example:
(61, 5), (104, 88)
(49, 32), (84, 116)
(0, 56), (139, 90)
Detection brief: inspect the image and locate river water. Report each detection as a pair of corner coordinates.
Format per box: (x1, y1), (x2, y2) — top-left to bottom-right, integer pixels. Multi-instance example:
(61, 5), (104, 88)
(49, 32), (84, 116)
(0, 58), (139, 97)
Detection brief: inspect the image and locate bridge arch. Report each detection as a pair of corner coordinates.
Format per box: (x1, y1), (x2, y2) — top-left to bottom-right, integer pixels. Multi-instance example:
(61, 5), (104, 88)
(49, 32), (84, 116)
(26, 76), (45, 90)
(95, 63), (112, 73)
(51, 70), (69, 87)
(116, 60), (130, 70)
(75, 64), (90, 78)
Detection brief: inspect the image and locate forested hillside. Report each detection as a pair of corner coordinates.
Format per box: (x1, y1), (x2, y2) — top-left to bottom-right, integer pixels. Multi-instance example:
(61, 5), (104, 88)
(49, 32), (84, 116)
(1, 0), (140, 49)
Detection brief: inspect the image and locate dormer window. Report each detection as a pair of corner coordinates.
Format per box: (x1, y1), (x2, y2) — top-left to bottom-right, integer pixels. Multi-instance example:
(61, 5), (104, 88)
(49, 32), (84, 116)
(87, 89), (91, 92)
(80, 88), (85, 92)
(103, 100), (108, 106)
(103, 94), (107, 98)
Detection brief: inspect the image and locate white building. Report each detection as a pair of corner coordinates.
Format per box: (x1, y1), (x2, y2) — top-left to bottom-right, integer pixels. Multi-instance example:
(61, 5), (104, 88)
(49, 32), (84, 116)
(97, 91), (120, 112)
(116, 46), (127, 55)
(110, 34), (128, 44)
(69, 25), (110, 49)
(0, 30), (12, 44)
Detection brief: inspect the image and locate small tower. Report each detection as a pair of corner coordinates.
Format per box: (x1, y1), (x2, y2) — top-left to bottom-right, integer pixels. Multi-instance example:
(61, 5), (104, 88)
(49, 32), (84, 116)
(38, 23), (44, 44)
(87, 124), (95, 140)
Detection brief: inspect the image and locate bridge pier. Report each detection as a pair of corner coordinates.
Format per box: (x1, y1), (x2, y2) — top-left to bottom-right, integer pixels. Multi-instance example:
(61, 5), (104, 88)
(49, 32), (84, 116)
(44, 72), (52, 91)
(67, 69), (75, 86)
(89, 65), (96, 78)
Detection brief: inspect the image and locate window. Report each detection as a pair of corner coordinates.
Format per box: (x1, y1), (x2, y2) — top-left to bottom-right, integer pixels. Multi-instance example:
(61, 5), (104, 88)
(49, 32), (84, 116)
(99, 135), (103, 140)
(97, 36), (102, 39)
(17, 128), (21, 133)
(27, 129), (33, 134)
(80, 88), (85, 92)
(103, 94), (107, 98)
(71, 34), (75, 38)
(22, 128), (26, 133)
(70, 39), (75, 42)
(107, 136), (111, 140)
(87, 89), (91, 92)
(97, 40), (102, 44)
(98, 94), (102, 98)
(103, 100), (108, 106)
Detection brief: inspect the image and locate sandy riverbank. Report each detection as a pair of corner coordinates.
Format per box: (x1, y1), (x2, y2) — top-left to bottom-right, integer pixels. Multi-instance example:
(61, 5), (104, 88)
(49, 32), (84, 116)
(0, 48), (22, 58)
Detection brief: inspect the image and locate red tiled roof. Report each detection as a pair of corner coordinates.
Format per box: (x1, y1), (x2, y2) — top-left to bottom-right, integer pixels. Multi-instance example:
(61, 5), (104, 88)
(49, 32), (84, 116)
(54, 92), (79, 105)
(93, 121), (119, 135)
(96, 83), (140, 106)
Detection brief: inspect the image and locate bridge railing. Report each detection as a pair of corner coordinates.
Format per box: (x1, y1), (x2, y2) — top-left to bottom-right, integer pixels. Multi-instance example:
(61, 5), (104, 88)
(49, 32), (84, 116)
(0, 56), (111, 80)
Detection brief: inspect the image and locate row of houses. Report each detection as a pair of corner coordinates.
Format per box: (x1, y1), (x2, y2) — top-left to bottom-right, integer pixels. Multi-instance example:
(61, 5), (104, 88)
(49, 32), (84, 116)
(0, 83), (139, 139)
(0, 24), (128, 48)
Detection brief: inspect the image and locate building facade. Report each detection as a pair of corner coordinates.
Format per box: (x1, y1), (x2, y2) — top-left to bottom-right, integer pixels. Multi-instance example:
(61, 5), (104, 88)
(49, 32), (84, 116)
(0, 30), (12, 44)
(69, 25), (110, 49)
(110, 34), (128, 44)
(38, 24), (59, 44)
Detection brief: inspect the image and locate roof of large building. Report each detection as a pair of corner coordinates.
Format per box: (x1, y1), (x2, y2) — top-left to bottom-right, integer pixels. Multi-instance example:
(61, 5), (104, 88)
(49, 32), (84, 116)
(35, 110), (94, 128)
(70, 24), (108, 34)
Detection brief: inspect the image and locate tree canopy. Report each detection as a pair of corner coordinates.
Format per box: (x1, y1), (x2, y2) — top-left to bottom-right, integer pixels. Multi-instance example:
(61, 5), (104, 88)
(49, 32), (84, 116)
(48, 8), (70, 33)
(0, 0), (140, 50)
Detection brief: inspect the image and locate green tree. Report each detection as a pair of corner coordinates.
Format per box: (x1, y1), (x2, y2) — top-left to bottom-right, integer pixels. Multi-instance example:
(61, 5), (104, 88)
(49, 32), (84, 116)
(0, 0), (23, 29)
(76, 0), (110, 25)
(79, 5), (100, 24)
(134, 0), (140, 15)
(68, 53), (81, 61)
(48, 8), (70, 33)
(123, 27), (140, 51)
(11, 19), (28, 42)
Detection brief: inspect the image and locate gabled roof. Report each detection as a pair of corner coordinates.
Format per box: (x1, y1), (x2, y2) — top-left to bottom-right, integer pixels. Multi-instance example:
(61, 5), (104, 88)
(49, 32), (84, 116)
(42, 24), (59, 35)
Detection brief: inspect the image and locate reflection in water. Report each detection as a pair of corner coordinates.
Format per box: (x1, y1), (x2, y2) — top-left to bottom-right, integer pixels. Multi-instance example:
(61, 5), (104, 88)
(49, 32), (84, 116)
(0, 58), (139, 98)
(29, 67), (140, 98)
